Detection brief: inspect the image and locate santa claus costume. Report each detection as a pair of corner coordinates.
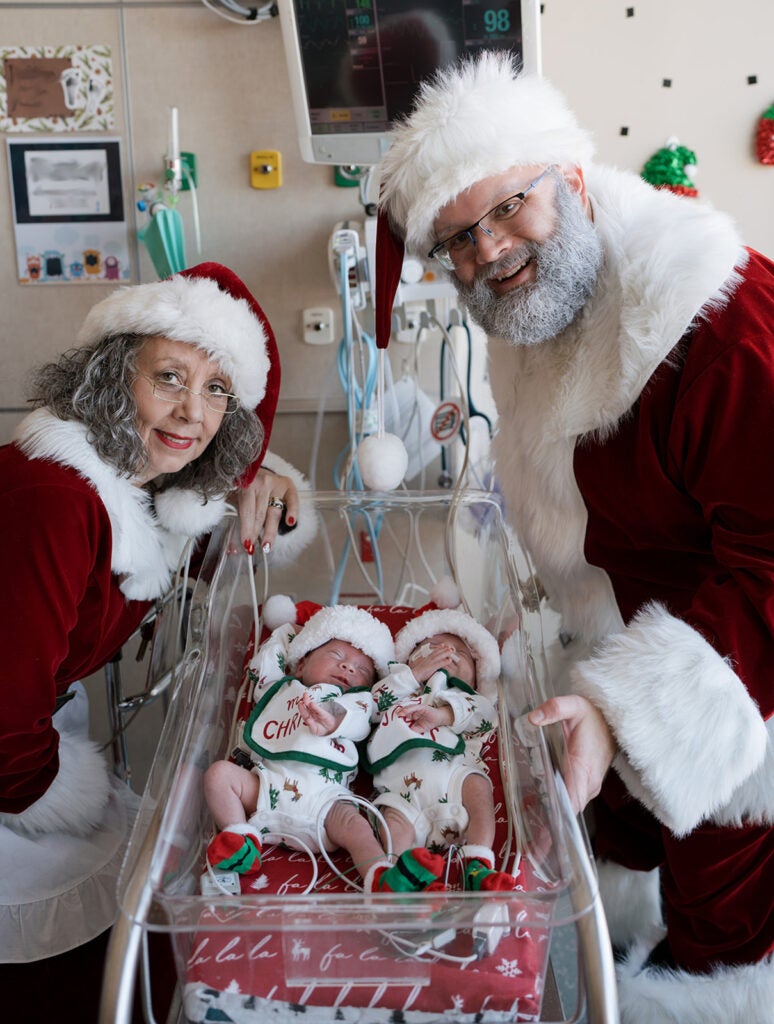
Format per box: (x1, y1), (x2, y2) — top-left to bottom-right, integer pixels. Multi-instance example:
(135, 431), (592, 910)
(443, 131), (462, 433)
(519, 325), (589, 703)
(0, 264), (311, 1015)
(376, 52), (774, 1024)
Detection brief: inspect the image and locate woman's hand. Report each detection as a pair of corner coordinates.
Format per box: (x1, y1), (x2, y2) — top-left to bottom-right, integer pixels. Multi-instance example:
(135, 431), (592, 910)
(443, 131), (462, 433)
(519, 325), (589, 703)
(528, 695), (617, 813)
(235, 468), (299, 554)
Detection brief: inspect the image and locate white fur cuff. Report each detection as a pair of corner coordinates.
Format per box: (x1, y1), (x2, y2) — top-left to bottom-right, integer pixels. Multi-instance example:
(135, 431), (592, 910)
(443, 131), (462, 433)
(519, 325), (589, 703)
(154, 489), (227, 537)
(0, 731), (111, 836)
(460, 844), (495, 868)
(223, 822), (263, 843)
(572, 603), (768, 835)
(617, 947), (774, 1024)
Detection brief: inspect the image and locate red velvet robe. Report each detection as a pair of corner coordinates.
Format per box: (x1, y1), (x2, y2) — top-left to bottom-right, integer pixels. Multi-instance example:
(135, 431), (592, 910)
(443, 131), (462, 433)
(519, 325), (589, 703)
(0, 408), (312, 831)
(487, 164), (773, 997)
(575, 248), (774, 969)
(577, 248), (774, 721)
(0, 445), (151, 813)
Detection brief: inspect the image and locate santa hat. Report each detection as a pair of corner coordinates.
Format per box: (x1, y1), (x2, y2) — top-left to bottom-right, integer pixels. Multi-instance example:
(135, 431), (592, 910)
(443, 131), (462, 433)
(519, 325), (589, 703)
(395, 605), (501, 699)
(286, 604), (395, 677)
(77, 262), (280, 465)
(374, 51), (594, 348)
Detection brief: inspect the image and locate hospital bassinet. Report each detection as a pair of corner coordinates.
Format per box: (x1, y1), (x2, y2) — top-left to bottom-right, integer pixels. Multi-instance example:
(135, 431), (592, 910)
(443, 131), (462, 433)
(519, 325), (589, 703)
(102, 490), (619, 1024)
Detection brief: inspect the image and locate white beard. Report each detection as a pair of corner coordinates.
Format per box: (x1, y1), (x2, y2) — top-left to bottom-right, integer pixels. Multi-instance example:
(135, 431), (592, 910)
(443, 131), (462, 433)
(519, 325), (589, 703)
(456, 176), (604, 345)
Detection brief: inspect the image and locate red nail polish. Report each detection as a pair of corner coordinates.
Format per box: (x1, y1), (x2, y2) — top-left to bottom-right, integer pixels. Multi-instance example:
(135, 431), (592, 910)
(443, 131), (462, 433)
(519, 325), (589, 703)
(244, 540), (255, 555)
(286, 516), (295, 526)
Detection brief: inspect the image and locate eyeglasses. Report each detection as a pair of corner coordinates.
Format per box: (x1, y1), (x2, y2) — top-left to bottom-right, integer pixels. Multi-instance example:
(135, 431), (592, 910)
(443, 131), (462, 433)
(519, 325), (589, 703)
(137, 373), (240, 414)
(427, 165), (557, 271)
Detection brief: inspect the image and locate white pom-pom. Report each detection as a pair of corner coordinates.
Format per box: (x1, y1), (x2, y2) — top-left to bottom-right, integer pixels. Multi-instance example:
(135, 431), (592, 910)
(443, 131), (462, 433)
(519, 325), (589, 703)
(684, 163), (698, 180)
(430, 575), (461, 609)
(357, 433), (408, 491)
(262, 594), (297, 631)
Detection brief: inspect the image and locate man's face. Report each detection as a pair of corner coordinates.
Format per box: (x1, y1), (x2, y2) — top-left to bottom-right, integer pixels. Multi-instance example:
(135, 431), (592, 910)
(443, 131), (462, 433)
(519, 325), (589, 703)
(431, 165), (603, 345)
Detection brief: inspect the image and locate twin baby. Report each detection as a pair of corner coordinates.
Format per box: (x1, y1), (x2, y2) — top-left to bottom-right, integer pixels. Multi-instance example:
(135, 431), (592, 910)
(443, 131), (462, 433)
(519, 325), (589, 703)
(204, 601), (517, 894)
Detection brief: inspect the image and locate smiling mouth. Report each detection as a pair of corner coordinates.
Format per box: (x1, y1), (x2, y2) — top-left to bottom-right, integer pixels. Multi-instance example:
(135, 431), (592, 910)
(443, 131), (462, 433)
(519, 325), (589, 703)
(156, 430), (196, 450)
(493, 255), (532, 284)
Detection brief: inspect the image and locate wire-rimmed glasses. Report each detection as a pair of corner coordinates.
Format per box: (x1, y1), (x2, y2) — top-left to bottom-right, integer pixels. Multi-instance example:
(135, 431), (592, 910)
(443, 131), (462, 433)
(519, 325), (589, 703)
(137, 373), (240, 414)
(427, 165), (557, 271)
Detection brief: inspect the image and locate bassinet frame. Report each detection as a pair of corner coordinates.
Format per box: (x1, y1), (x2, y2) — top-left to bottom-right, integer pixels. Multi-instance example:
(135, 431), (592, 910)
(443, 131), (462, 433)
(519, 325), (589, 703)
(100, 490), (619, 1024)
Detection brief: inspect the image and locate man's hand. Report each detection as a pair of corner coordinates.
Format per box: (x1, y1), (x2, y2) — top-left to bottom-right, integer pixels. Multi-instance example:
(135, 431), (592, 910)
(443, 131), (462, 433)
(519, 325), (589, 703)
(528, 695), (617, 813)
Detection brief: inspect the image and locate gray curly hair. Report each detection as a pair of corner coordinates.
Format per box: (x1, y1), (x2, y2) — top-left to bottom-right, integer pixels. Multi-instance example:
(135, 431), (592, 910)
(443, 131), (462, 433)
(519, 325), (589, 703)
(28, 332), (263, 499)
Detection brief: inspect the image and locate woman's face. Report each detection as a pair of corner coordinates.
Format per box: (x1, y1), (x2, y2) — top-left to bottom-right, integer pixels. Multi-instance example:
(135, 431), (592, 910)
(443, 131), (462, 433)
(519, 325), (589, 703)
(131, 335), (232, 485)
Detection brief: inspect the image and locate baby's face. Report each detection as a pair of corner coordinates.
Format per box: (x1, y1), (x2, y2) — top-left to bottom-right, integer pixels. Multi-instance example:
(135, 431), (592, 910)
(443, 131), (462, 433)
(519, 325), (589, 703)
(414, 632), (477, 687)
(298, 638), (375, 689)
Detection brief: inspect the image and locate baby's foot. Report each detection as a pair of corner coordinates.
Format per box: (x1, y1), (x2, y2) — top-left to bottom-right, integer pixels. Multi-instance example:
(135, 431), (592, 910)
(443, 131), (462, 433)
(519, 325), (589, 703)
(461, 844), (517, 891)
(366, 847), (447, 893)
(207, 824), (263, 876)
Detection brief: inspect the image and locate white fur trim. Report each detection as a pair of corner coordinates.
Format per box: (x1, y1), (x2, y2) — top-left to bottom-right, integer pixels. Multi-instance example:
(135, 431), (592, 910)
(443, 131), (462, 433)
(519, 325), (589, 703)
(258, 451), (319, 568)
(262, 595), (298, 631)
(572, 604), (768, 835)
(395, 608), (501, 697)
(460, 844), (495, 868)
(286, 605), (395, 677)
(379, 52), (595, 253)
(488, 166), (745, 644)
(0, 730), (110, 836)
(430, 576), (461, 609)
(616, 947), (774, 1024)
(15, 409), (226, 600)
(596, 860), (665, 950)
(0, 780), (137, 961)
(154, 488), (226, 537)
(221, 822), (263, 843)
(77, 274), (269, 407)
(710, 716), (774, 828)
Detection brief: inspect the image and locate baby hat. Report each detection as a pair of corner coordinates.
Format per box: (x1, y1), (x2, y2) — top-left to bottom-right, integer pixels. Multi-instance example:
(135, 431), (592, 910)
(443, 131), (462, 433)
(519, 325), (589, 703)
(285, 604), (395, 677)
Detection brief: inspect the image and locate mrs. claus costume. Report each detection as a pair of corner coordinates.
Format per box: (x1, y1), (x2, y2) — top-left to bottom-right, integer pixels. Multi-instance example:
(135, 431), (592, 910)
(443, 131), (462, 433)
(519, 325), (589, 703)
(0, 263), (312, 966)
(376, 52), (774, 1023)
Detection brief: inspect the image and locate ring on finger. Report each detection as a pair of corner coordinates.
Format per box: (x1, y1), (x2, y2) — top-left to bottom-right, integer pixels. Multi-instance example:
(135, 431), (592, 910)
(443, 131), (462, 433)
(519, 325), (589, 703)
(267, 497), (285, 511)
